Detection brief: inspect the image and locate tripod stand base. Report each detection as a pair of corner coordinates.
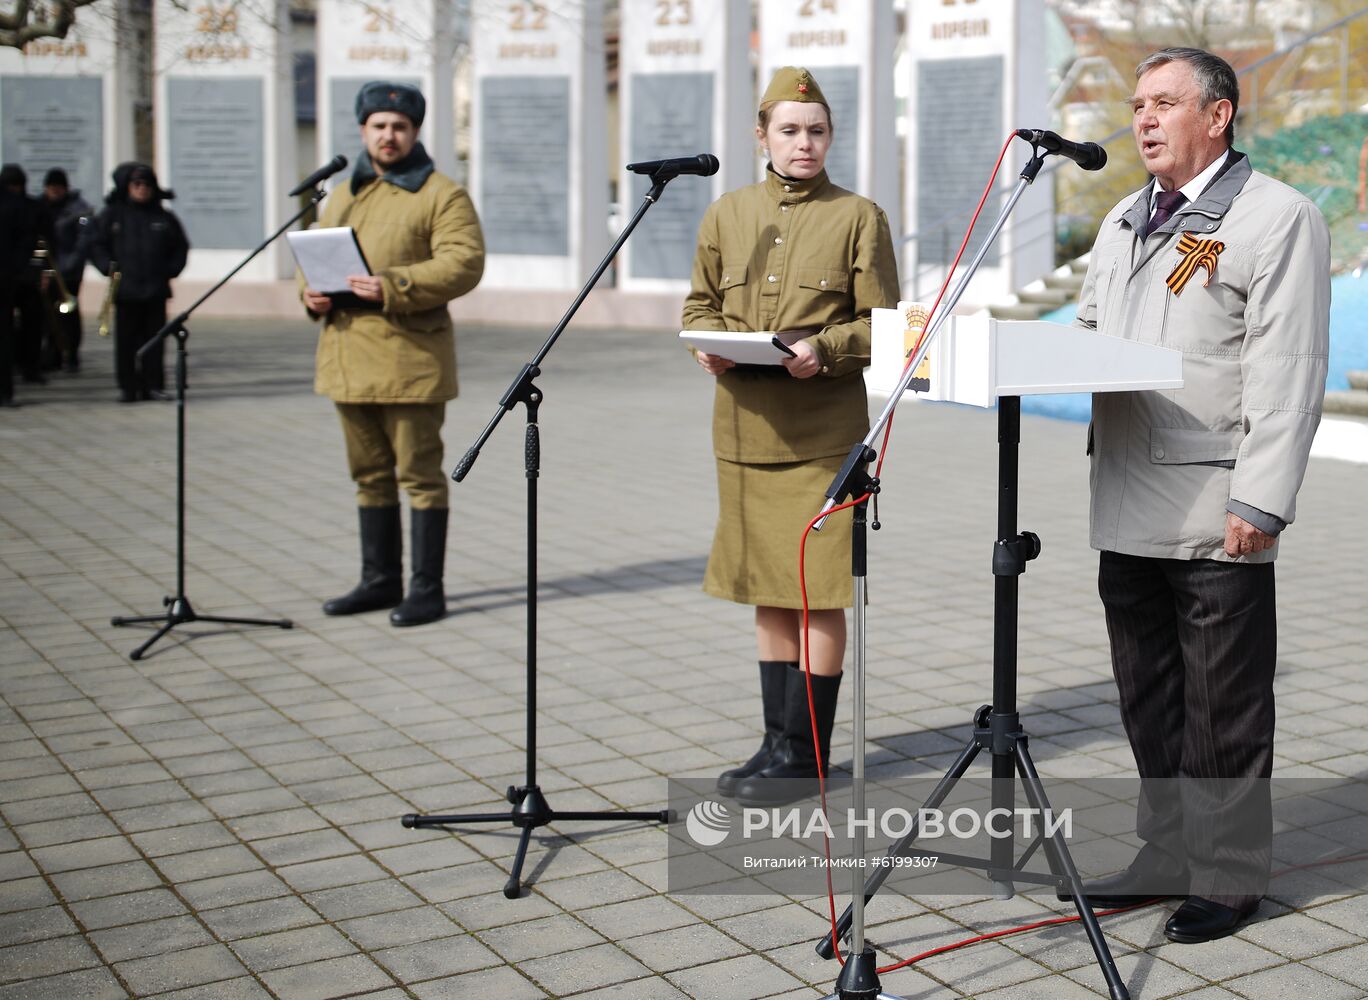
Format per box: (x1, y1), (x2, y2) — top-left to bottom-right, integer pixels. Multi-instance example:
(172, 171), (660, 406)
(819, 949), (903, 1000)
(112, 595), (293, 660)
(814, 705), (1131, 1000)
(402, 785), (670, 898)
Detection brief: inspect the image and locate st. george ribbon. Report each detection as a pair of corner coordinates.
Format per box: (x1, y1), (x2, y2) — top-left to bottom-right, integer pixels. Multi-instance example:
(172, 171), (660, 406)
(289, 155), (348, 197)
(625, 153), (720, 179)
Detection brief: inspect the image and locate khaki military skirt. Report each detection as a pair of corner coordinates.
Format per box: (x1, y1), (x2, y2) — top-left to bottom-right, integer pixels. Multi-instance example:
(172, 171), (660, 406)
(703, 454), (855, 609)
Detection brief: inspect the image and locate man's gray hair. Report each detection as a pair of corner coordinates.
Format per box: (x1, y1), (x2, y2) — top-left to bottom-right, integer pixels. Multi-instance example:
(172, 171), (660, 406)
(1136, 47), (1239, 145)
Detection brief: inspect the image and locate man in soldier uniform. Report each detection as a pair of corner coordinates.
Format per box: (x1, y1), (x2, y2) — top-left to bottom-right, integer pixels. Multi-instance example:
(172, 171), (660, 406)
(302, 81), (485, 627)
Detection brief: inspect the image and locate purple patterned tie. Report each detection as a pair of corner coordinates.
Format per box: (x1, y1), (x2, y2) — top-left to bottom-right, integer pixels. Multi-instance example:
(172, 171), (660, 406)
(1144, 190), (1187, 240)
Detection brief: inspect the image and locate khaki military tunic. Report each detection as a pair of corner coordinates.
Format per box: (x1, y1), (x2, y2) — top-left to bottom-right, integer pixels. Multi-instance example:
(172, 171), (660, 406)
(313, 169), (484, 403)
(683, 168), (899, 607)
(305, 154), (484, 509)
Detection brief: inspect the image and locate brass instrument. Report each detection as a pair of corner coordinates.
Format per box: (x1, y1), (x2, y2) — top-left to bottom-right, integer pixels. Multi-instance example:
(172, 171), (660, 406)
(33, 241), (78, 314)
(31, 241), (75, 360)
(98, 264), (120, 337)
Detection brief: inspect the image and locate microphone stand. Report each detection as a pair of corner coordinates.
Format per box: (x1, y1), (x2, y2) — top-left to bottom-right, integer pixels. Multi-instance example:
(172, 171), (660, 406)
(815, 145), (1130, 1000)
(109, 187), (332, 659)
(400, 169), (689, 898)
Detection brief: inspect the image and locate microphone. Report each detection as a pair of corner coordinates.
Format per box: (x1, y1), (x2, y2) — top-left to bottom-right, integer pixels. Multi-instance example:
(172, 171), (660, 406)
(1015, 129), (1107, 171)
(626, 153), (720, 178)
(289, 155), (348, 196)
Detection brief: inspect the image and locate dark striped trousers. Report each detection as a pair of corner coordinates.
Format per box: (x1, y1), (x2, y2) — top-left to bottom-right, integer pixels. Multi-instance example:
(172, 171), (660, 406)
(1099, 550), (1276, 909)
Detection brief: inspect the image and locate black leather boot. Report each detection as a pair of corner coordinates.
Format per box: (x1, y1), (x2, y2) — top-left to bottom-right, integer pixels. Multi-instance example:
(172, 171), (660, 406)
(717, 661), (795, 797)
(733, 670), (841, 807)
(323, 506), (403, 615)
(390, 507), (448, 627)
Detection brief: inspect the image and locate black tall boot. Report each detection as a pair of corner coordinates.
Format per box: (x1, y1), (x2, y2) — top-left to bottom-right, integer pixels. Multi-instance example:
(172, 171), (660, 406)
(717, 661), (795, 797)
(733, 670), (842, 808)
(390, 507), (448, 627)
(323, 506), (403, 615)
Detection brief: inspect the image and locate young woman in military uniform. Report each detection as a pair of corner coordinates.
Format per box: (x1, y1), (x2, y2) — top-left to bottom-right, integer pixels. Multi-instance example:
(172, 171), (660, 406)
(683, 67), (899, 807)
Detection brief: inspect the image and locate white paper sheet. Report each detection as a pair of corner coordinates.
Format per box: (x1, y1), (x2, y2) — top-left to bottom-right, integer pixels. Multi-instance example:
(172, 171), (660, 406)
(678, 330), (804, 365)
(286, 227), (371, 294)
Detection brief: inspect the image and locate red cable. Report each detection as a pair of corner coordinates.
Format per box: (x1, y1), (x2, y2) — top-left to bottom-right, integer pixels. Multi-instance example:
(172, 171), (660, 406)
(798, 493), (874, 967)
(794, 132), (1023, 971)
(877, 899), (1162, 973)
(873, 132), (1019, 480)
(861, 851), (1368, 976)
(788, 130), (1368, 983)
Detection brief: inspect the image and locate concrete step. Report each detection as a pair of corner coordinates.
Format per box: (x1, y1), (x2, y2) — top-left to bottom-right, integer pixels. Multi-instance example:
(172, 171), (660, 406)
(1044, 272), (1086, 295)
(1348, 370), (1368, 391)
(1017, 287), (1072, 307)
(989, 301), (1051, 321)
(1323, 390), (1368, 418)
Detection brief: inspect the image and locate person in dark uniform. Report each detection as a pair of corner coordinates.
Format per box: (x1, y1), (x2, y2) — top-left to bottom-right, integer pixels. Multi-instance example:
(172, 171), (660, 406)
(1, 164), (51, 389)
(0, 167), (37, 407)
(90, 163), (190, 402)
(683, 67), (900, 807)
(39, 168), (96, 373)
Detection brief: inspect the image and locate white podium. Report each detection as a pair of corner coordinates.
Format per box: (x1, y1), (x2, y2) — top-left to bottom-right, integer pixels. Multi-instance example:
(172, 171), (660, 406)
(819, 306), (1181, 1000)
(869, 306), (1183, 405)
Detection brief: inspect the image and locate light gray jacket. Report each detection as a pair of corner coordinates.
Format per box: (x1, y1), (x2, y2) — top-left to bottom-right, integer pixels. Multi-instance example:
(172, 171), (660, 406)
(1076, 152), (1330, 562)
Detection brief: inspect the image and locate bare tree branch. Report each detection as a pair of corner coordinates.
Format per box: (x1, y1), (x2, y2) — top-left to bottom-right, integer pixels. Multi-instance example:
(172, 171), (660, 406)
(1, 0), (104, 49)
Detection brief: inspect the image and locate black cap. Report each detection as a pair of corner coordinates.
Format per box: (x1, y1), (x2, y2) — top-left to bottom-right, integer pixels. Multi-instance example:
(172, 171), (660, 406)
(0, 162), (26, 190)
(43, 167), (69, 187)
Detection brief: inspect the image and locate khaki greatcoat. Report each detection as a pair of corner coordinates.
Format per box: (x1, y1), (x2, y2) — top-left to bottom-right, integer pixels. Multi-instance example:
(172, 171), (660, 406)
(311, 166), (485, 403)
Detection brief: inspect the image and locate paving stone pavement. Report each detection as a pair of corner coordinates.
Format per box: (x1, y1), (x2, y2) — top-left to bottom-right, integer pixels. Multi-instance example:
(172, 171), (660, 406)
(1, 316), (1366, 999)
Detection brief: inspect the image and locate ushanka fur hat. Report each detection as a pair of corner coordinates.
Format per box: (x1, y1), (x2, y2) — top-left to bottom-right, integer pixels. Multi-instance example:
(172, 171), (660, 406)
(355, 81), (426, 128)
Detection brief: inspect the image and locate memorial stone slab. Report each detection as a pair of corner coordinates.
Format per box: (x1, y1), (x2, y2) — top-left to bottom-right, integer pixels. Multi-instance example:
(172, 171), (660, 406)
(470, 0), (607, 290)
(0, 4), (132, 201)
(316, 0), (453, 176)
(154, 0), (297, 280)
(904, 0), (1052, 302)
(618, 0), (750, 291)
(166, 77), (265, 250)
(1, 77), (103, 198)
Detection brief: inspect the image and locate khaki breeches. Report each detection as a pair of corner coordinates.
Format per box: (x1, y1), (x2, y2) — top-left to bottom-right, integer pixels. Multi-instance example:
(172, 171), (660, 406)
(336, 401), (447, 509)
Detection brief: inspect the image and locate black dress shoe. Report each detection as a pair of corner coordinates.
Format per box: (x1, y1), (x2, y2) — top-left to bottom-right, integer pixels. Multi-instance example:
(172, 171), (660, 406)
(1164, 896), (1254, 943)
(1057, 866), (1186, 909)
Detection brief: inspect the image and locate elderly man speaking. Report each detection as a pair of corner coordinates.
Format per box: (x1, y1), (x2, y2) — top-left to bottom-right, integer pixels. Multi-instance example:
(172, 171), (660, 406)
(1071, 47), (1330, 943)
